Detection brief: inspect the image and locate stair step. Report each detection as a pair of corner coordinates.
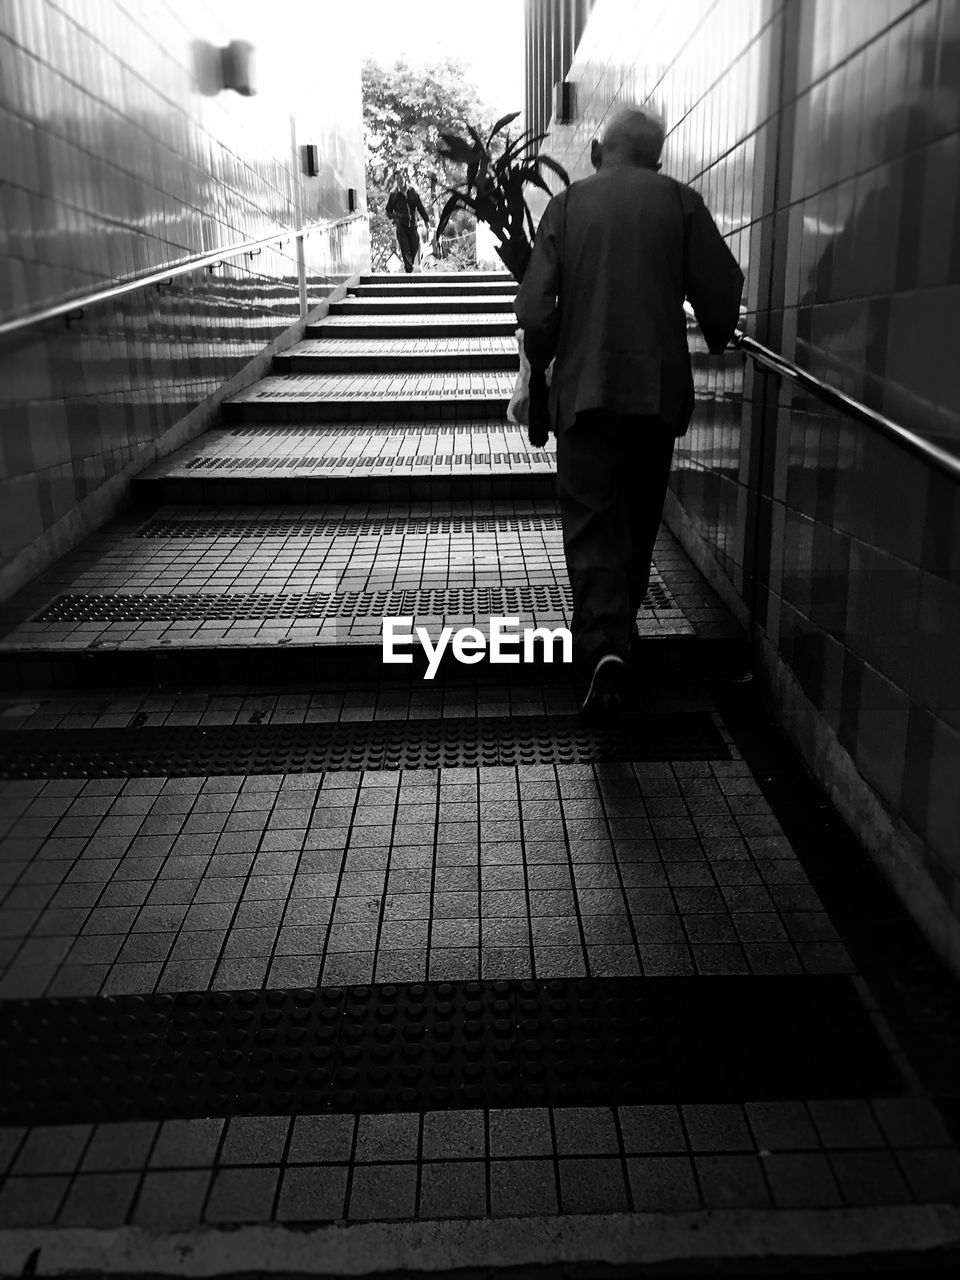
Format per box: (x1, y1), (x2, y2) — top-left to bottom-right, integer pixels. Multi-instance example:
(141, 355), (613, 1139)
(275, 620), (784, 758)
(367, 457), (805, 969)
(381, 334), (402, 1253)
(133, 423), (556, 504)
(0, 515), (743, 689)
(223, 372), (513, 423)
(359, 271), (511, 284)
(353, 281), (517, 297)
(134, 472), (559, 504)
(143, 423), (550, 469)
(307, 314), (517, 339)
(275, 336), (518, 373)
(329, 296), (516, 315)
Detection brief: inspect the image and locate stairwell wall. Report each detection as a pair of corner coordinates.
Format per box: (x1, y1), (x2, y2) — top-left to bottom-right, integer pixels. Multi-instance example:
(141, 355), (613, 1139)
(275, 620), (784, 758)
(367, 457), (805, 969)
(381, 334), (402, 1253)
(529, 0), (960, 973)
(0, 0), (369, 600)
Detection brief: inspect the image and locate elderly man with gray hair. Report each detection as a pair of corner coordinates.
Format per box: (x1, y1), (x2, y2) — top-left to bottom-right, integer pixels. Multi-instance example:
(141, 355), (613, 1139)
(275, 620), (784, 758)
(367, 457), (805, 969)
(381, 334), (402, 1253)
(516, 105), (743, 718)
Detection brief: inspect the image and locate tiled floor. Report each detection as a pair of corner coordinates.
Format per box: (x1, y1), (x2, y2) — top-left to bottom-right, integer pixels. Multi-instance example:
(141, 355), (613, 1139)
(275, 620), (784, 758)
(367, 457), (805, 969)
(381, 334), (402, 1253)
(1, 1099), (956, 1230)
(1, 273), (957, 1261)
(0, 720), (850, 1002)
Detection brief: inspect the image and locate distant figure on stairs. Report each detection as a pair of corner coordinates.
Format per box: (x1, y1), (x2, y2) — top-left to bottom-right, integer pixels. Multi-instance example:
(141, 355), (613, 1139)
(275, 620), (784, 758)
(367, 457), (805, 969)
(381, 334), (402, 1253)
(515, 105), (744, 720)
(386, 170), (431, 273)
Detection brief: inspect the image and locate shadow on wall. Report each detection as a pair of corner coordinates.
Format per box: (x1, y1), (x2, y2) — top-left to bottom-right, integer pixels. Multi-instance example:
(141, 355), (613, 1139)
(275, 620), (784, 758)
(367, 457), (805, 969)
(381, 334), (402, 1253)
(797, 22), (960, 450)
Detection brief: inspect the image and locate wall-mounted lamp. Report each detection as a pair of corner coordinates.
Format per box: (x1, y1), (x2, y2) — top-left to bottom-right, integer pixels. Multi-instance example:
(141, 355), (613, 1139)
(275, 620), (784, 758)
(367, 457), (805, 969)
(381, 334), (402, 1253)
(192, 39), (257, 96)
(302, 145), (320, 177)
(221, 40), (256, 96)
(347, 188), (358, 213)
(554, 80), (576, 124)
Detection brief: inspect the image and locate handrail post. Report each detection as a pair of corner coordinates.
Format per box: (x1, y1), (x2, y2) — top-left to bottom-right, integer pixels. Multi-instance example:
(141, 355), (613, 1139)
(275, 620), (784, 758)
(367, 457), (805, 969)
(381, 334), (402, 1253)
(296, 233), (307, 319)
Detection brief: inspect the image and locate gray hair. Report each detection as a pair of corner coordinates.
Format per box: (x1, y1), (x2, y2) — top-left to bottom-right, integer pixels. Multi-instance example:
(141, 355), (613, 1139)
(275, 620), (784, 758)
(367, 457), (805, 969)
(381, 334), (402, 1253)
(601, 106), (666, 167)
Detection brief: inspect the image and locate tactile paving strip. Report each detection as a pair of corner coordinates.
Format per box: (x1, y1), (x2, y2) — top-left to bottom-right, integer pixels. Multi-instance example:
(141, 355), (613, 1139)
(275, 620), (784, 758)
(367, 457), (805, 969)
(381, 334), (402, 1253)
(229, 373), (514, 402)
(30, 582), (677, 623)
(225, 423), (528, 437)
(0, 712), (728, 778)
(30, 586), (565, 623)
(0, 976), (901, 1124)
(138, 515), (563, 537)
(182, 452), (550, 471)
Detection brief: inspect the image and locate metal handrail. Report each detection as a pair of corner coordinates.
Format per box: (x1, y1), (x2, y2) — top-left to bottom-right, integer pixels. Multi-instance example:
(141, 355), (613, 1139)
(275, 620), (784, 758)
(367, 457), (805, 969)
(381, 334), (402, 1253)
(0, 213), (367, 340)
(733, 329), (960, 482)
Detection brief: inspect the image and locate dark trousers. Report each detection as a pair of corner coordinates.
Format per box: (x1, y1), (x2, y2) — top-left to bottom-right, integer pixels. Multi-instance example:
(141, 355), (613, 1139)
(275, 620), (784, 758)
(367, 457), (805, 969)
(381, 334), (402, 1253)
(556, 410), (676, 672)
(395, 222), (419, 272)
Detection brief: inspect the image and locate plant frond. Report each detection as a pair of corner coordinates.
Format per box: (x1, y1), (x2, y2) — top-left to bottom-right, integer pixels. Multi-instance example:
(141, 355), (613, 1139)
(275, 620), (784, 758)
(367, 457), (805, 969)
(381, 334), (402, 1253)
(487, 110), (521, 144)
(493, 130), (548, 178)
(437, 131), (478, 165)
(465, 122), (488, 154)
(533, 155), (571, 186)
(436, 191), (472, 236)
(514, 166), (554, 198)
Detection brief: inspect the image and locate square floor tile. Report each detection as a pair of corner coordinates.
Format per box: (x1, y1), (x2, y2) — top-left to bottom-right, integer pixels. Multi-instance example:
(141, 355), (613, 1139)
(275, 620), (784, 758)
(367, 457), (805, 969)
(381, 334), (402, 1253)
(205, 1166), (279, 1222)
(489, 1159), (558, 1216)
(419, 1161), (487, 1219)
(422, 1110), (485, 1160)
(0, 1175), (69, 1227)
(133, 1170), (211, 1228)
(348, 1164), (417, 1220)
(695, 1154), (771, 1208)
(276, 1165), (348, 1222)
(553, 1107), (620, 1156)
(82, 1122), (158, 1171)
(627, 1156), (701, 1211)
(830, 1151), (912, 1205)
(558, 1157), (628, 1214)
(150, 1118), (223, 1168)
(219, 1115), (290, 1165)
(355, 1113), (420, 1163)
(763, 1152), (842, 1207)
(57, 1172), (139, 1227)
(489, 1108), (553, 1158)
(288, 1114), (355, 1164)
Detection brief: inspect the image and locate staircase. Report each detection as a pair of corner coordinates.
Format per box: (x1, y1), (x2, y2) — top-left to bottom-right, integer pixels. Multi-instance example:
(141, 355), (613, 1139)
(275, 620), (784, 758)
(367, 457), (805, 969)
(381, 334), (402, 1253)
(0, 271), (734, 690)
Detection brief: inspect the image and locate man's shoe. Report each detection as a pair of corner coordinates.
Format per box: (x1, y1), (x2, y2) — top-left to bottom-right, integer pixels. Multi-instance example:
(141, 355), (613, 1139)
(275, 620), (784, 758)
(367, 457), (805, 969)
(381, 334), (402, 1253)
(580, 653), (627, 720)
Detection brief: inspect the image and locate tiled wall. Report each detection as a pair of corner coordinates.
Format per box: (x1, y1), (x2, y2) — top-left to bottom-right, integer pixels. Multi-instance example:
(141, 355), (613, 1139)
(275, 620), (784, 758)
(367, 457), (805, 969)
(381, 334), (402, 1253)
(524, 0), (595, 141)
(533, 0), (960, 962)
(0, 0), (368, 593)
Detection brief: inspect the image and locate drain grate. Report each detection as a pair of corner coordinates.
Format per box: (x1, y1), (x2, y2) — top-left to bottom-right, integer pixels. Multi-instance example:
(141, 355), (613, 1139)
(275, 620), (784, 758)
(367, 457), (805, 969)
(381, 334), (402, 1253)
(184, 452), (551, 470)
(0, 713), (728, 778)
(138, 516), (564, 538)
(0, 976), (901, 1124)
(33, 583), (677, 624)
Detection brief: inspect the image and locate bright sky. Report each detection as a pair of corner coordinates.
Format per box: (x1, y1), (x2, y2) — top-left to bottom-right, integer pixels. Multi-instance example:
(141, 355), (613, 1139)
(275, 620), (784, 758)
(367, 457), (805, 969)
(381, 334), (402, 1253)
(349, 0), (525, 120)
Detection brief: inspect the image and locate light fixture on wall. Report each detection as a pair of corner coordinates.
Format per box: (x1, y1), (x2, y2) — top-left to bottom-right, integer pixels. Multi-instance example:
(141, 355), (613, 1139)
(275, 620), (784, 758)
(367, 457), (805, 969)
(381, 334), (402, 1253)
(347, 188), (358, 213)
(221, 40), (256, 96)
(302, 145), (320, 177)
(191, 39), (257, 96)
(554, 80), (576, 125)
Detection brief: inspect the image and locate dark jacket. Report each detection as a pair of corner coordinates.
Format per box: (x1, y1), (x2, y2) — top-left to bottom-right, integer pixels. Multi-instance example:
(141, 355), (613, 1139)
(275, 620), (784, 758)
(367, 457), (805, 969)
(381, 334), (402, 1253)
(386, 186), (428, 227)
(514, 164), (744, 434)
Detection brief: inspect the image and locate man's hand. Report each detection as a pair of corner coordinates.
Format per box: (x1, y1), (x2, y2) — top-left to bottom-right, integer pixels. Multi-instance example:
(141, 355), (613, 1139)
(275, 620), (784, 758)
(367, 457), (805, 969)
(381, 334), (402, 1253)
(527, 367), (550, 448)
